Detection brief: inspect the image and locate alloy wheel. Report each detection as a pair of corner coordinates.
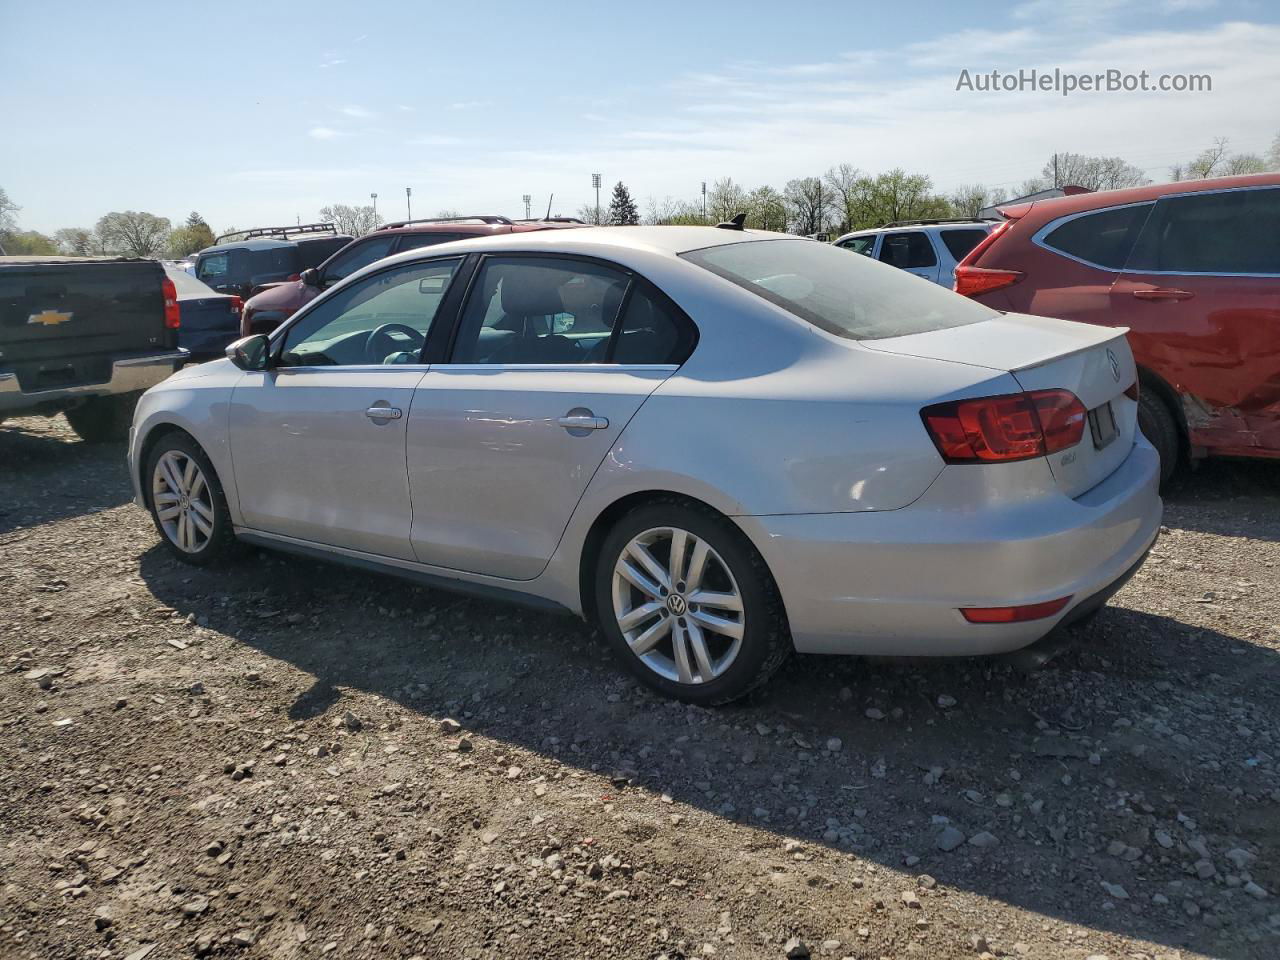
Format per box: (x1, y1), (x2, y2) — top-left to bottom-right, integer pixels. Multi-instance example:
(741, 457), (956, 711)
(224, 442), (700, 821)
(152, 450), (215, 554)
(610, 526), (745, 685)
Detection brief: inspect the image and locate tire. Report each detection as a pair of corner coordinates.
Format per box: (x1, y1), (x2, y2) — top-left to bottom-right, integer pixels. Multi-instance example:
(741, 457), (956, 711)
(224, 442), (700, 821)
(65, 394), (137, 443)
(1137, 389), (1180, 488)
(144, 432), (237, 565)
(594, 500), (791, 705)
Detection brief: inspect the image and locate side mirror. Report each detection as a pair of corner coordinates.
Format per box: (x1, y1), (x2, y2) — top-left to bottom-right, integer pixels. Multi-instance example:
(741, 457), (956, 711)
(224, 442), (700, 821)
(301, 267), (323, 288)
(225, 334), (271, 371)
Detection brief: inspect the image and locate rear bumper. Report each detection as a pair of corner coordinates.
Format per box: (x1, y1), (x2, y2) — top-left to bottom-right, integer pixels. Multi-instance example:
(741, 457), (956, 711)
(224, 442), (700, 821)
(0, 351), (187, 414)
(738, 437), (1162, 656)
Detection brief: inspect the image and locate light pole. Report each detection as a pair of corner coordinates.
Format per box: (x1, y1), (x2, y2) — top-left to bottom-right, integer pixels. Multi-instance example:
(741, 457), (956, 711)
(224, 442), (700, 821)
(701, 181), (707, 222)
(370, 192), (377, 226)
(405, 186), (412, 221)
(522, 194), (531, 219)
(592, 173), (601, 224)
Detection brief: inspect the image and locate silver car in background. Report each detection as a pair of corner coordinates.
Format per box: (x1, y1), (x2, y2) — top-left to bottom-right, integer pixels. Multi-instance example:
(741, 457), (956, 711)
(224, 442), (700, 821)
(128, 226), (1161, 704)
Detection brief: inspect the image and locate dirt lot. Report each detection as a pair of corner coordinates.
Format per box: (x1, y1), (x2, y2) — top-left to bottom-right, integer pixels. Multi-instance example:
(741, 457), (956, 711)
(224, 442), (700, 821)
(2, 414), (1278, 960)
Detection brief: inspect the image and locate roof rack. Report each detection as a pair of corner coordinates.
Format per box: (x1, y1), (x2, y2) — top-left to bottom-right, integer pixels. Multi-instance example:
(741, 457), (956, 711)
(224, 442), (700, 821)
(214, 222), (338, 244)
(379, 215), (514, 230)
(513, 217), (587, 224)
(879, 218), (988, 229)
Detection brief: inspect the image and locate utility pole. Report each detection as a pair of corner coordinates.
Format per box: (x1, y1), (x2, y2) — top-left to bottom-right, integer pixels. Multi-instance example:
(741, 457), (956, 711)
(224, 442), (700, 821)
(701, 181), (707, 222)
(522, 194), (531, 219)
(1053, 153), (1060, 189)
(592, 173), (602, 225)
(405, 187), (412, 220)
(370, 192), (377, 226)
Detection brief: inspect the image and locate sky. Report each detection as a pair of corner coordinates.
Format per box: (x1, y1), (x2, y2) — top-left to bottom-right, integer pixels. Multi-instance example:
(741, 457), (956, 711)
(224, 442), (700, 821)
(3, 0), (1278, 234)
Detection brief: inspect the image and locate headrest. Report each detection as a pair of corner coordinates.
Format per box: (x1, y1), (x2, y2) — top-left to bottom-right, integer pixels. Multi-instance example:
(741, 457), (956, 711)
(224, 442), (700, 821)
(500, 267), (564, 318)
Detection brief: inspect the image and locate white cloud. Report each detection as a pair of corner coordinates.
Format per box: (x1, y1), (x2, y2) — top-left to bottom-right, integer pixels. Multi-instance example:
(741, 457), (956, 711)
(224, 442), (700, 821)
(340, 105), (372, 118)
(308, 127), (341, 141)
(319, 58), (346, 69)
(408, 134), (464, 146)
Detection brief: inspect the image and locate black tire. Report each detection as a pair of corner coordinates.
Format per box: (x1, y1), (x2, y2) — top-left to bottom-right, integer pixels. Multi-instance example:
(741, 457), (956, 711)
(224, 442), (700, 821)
(143, 431), (238, 565)
(1137, 389), (1180, 488)
(65, 394), (137, 443)
(594, 500), (791, 705)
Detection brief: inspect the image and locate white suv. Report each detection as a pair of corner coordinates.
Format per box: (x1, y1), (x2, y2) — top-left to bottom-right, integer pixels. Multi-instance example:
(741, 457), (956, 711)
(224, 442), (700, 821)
(833, 220), (993, 287)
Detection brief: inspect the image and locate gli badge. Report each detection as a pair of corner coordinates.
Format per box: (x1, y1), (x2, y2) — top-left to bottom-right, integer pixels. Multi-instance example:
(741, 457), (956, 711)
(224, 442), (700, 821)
(1106, 347), (1121, 382)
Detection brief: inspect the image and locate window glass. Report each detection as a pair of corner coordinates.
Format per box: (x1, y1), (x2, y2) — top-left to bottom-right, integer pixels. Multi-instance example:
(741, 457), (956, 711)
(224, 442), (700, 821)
(451, 257), (629, 364)
(1043, 203), (1152, 269)
(1126, 188), (1280, 274)
(397, 233), (464, 252)
(610, 283), (696, 365)
(681, 239), (996, 341)
(197, 253), (228, 281)
(879, 232), (937, 268)
(939, 229), (989, 261)
(280, 258), (460, 367)
(837, 235), (876, 256)
(323, 235), (397, 284)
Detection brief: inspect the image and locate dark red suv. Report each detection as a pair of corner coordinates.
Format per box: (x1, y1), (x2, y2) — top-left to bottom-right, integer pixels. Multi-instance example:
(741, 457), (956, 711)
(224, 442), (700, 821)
(240, 216), (582, 337)
(954, 173), (1280, 482)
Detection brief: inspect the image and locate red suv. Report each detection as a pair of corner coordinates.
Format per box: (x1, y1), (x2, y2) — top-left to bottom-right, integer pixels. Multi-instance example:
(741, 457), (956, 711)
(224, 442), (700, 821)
(954, 173), (1280, 482)
(240, 216), (582, 337)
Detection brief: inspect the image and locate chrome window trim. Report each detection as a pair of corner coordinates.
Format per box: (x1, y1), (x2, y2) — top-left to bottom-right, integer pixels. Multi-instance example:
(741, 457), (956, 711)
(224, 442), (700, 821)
(1032, 184), (1280, 278)
(432, 363), (679, 372)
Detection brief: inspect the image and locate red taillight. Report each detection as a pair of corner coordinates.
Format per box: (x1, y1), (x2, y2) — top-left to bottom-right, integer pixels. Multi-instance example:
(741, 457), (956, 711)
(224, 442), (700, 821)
(162, 276), (181, 329)
(960, 595), (1072, 623)
(1123, 380), (1139, 401)
(921, 389), (1086, 464)
(228, 296), (244, 315)
(287, 273), (301, 281)
(953, 220), (1022, 298)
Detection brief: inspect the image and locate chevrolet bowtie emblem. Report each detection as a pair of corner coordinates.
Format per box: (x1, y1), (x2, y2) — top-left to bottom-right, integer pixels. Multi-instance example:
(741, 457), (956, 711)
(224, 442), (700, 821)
(28, 309), (73, 326)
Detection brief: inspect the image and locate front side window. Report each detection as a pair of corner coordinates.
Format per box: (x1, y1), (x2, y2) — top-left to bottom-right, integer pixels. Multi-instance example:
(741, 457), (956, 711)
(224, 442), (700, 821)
(837, 235), (876, 256)
(1126, 188), (1280, 275)
(323, 235), (397, 285)
(451, 257), (629, 364)
(1042, 203), (1152, 269)
(682, 239), (996, 340)
(280, 258), (461, 367)
(197, 253), (229, 281)
(879, 232), (937, 269)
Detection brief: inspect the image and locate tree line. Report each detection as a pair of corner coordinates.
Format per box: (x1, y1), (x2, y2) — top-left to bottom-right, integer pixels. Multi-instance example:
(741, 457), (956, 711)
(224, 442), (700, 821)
(3, 135), (1276, 257)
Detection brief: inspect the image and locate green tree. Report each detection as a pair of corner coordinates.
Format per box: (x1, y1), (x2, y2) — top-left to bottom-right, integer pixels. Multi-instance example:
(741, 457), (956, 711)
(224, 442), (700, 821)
(0, 186), (19, 235)
(96, 211), (171, 257)
(3, 230), (58, 254)
(705, 178), (745, 223)
(745, 186), (786, 231)
(607, 182), (640, 225)
(948, 184), (1007, 219)
(54, 227), (95, 256)
(166, 212), (216, 256)
(783, 177), (831, 235)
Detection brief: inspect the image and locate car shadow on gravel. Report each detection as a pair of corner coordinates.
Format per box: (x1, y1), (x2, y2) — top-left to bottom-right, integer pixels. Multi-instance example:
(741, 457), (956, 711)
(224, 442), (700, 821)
(0, 423), (133, 535)
(1163, 458), (1280, 541)
(137, 541), (1280, 959)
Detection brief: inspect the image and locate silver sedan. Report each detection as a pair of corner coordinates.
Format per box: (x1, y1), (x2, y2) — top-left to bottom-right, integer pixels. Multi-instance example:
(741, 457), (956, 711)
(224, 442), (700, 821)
(129, 226), (1162, 704)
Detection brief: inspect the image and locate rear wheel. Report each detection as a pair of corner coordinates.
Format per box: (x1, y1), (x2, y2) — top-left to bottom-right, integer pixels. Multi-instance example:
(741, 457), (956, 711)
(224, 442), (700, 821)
(594, 501), (790, 705)
(145, 433), (237, 565)
(65, 394), (137, 443)
(1137, 389), (1180, 488)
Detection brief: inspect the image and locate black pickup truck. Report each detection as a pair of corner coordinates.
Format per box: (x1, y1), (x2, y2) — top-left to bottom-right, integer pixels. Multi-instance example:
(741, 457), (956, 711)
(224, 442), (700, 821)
(0, 256), (186, 441)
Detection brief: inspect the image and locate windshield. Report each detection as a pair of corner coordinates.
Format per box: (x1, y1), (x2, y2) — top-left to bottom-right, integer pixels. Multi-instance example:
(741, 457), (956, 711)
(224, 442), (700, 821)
(681, 239), (997, 340)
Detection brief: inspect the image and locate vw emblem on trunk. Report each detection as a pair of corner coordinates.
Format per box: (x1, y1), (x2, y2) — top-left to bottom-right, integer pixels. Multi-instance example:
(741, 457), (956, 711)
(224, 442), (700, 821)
(1106, 347), (1121, 382)
(666, 594), (688, 616)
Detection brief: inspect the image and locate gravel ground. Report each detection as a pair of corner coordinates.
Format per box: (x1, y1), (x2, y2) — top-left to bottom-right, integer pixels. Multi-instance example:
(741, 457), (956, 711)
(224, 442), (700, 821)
(2, 413), (1278, 960)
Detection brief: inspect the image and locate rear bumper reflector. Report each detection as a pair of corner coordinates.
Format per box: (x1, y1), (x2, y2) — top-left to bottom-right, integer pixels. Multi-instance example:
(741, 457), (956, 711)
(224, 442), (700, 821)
(960, 595), (1072, 624)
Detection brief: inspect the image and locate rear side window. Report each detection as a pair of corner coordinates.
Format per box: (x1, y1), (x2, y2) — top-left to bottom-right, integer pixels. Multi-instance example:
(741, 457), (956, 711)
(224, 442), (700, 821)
(1042, 203), (1152, 269)
(397, 233), (465, 252)
(682, 239), (996, 341)
(1126, 188), (1280, 275)
(939, 229), (989, 261)
(879, 232), (937, 268)
(324, 235), (397, 282)
(610, 282), (696, 364)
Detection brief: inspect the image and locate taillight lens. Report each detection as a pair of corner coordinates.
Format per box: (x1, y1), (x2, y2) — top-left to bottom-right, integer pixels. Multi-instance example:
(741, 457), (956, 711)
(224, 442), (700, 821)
(921, 389), (1086, 463)
(161, 276), (181, 329)
(953, 265), (1024, 297)
(228, 296), (244, 315)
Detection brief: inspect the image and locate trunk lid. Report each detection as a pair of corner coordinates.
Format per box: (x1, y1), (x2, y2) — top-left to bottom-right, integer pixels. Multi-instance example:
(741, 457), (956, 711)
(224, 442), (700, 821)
(863, 313), (1138, 497)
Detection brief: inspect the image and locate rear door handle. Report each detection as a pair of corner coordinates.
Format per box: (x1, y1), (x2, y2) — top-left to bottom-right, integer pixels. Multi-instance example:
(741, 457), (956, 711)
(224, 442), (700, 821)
(557, 413), (609, 431)
(1132, 287), (1194, 301)
(366, 406), (402, 421)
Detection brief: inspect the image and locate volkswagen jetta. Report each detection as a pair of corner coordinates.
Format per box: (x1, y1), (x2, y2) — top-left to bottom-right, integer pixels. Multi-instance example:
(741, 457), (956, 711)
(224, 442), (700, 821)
(128, 225), (1162, 703)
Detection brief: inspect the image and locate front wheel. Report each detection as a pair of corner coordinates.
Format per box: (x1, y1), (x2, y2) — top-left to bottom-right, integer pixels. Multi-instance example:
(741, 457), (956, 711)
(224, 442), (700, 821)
(145, 433), (237, 565)
(594, 502), (790, 705)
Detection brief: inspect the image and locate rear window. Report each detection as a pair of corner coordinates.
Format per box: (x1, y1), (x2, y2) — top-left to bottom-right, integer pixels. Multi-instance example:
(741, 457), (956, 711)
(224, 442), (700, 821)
(681, 239), (996, 341)
(1042, 203), (1152, 269)
(939, 229), (989, 261)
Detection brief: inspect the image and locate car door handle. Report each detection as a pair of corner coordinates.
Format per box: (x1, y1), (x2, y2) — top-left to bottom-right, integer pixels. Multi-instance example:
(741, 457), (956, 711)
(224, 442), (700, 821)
(1132, 287), (1194, 301)
(556, 413), (609, 431)
(366, 406), (402, 421)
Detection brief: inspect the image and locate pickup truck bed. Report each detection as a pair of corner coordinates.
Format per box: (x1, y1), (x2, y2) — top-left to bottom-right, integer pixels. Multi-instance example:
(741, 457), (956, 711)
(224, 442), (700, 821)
(1, 256), (186, 441)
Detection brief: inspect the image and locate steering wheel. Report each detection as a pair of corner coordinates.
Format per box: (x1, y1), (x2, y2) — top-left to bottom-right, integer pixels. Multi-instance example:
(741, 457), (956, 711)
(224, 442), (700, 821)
(364, 322), (425, 364)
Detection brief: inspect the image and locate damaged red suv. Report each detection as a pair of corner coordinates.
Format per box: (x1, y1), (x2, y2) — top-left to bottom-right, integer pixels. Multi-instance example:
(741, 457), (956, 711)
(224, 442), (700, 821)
(240, 216), (582, 337)
(954, 173), (1279, 482)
